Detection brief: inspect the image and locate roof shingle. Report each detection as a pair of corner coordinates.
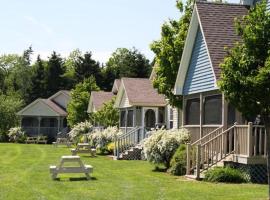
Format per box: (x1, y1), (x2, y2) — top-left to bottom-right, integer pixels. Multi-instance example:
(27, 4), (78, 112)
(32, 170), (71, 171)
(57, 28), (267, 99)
(196, 1), (249, 80)
(91, 91), (114, 111)
(122, 78), (166, 106)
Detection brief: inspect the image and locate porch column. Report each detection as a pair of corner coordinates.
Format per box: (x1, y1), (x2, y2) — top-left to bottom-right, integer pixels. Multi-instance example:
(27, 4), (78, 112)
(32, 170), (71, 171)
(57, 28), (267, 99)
(133, 107), (136, 127)
(141, 107), (145, 129)
(199, 93), (203, 139)
(155, 108), (159, 128)
(222, 94), (228, 130)
(182, 96), (185, 128)
(37, 117), (41, 136)
(125, 108), (128, 133)
(57, 116), (60, 133)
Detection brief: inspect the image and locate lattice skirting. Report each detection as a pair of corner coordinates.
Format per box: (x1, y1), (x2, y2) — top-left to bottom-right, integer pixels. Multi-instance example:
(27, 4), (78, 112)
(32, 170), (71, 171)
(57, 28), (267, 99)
(224, 161), (267, 184)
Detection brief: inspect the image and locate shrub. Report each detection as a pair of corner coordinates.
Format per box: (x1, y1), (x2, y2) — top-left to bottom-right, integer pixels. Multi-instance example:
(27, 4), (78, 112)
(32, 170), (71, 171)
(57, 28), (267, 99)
(8, 127), (26, 143)
(143, 128), (190, 169)
(68, 121), (93, 143)
(204, 167), (250, 183)
(88, 126), (122, 155)
(107, 142), (115, 154)
(169, 145), (186, 176)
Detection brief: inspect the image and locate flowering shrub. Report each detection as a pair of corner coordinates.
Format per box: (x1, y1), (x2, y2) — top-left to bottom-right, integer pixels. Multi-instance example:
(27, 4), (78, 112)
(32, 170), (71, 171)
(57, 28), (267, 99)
(88, 126), (122, 154)
(8, 127), (26, 143)
(143, 128), (190, 169)
(68, 121), (93, 143)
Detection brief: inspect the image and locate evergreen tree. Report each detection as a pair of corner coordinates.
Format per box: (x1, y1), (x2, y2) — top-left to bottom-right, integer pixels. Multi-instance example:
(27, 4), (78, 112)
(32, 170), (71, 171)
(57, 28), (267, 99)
(46, 51), (66, 96)
(29, 55), (47, 101)
(74, 52), (102, 86)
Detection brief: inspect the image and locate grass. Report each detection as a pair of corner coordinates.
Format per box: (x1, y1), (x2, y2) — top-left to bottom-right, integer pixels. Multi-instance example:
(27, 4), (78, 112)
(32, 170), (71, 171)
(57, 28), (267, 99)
(0, 143), (267, 200)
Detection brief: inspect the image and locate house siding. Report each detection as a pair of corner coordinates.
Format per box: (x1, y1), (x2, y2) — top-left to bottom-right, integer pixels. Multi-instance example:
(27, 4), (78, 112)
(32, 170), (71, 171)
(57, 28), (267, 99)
(119, 92), (130, 108)
(267, 0), (270, 12)
(183, 28), (216, 95)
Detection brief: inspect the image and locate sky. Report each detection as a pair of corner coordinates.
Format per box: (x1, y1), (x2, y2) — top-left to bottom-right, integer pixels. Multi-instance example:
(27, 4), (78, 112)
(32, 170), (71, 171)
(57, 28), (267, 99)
(0, 0), (182, 64)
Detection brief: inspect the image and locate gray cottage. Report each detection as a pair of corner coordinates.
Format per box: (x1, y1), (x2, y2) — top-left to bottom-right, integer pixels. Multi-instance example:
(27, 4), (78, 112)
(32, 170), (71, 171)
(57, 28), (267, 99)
(174, 1), (269, 181)
(17, 90), (70, 140)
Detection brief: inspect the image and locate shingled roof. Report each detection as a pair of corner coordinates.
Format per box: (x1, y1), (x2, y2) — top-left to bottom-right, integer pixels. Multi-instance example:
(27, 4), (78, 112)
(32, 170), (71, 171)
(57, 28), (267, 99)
(196, 1), (249, 80)
(41, 99), (67, 116)
(121, 78), (166, 106)
(91, 91), (114, 111)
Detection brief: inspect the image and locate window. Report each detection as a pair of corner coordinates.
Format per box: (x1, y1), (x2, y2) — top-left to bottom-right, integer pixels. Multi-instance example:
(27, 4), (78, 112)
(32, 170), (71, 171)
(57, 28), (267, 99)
(169, 108), (174, 129)
(120, 110), (126, 127)
(185, 98), (200, 125)
(203, 95), (222, 124)
(127, 110), (134, 127)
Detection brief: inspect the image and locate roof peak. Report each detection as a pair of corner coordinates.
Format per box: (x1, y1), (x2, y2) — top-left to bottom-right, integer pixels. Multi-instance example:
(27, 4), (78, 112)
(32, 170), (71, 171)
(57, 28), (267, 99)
(196, 0), (249, 7)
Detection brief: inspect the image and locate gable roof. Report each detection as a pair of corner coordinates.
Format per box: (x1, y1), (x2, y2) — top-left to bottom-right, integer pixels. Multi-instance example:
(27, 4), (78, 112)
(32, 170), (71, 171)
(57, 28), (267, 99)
(88, 91), (114, 113)
(115, 78), (167, 107)
(112, 79), (121, 94)
(17, 98), (67, 116)
(174, 1), (249, 95)
(196, 1), (249, 80)
(48, 90), (71, 100)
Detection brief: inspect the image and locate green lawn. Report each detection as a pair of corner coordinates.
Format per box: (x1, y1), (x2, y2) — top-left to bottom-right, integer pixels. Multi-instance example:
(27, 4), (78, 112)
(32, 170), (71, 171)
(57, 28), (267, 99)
(0, 143), (267, 200)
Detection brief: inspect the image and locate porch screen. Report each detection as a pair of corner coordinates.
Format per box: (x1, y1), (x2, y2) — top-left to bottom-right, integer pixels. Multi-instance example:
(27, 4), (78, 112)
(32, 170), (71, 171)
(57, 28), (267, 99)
(127, 110), (134, 127)
(120, 110), (126, 127)
(203, 95), (222, 124)
(185, 98), (200, 125)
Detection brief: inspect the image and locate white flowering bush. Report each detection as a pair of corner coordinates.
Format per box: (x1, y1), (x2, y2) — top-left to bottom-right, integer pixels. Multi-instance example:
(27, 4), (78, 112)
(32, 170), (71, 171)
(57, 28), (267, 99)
(143, 128), (190, 169)
(88, 126), (122, 154)
(68, 121), (93, 143)
(8, 127), (26, 143)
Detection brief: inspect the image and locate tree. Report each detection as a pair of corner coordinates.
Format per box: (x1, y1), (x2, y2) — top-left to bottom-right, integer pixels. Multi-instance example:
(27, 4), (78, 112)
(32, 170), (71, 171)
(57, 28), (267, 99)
(46, 51), (66, 96)
(0, 93), (23, 141)
(102, 47), (151, 90)
(67, 77), (99, 127)
(150, 0), (193, 107)
(74, 52), (102, 86)
(29, 55), (47, 101)
(0, 53), (33, 103)
(218, 1), (270, 194)
(90, 97), (119, 127)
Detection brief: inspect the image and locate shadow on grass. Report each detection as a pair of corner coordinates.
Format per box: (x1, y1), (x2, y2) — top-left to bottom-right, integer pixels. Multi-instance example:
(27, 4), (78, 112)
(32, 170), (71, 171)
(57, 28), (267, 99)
(152, 166), (167, 172)
(54, 177), (97, 181)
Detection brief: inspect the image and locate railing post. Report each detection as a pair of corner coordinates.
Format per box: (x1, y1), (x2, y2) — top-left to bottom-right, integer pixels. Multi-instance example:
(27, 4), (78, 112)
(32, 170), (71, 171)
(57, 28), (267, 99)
(196, 144), (201, 180)
(186, 143), (191, 175)
(247, 122), (253, 157)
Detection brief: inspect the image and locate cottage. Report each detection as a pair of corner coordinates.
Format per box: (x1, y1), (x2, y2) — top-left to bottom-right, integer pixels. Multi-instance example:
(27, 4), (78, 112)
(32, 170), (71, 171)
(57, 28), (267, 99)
(87, 79), (120, 128)
(17, 90), (71, 140)
(174, 0), (269, 181)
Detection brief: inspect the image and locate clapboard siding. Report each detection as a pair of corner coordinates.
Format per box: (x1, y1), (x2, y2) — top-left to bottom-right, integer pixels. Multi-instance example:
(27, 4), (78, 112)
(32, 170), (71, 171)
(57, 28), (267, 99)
(173, 108), (179, 129)
(183, 28), (216, 95)
(267, 0), (270, 12)
(119, 92), (130, 108)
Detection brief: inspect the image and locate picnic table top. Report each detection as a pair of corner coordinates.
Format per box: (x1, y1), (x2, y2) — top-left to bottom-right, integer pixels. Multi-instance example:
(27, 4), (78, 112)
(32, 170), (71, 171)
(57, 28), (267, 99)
(61, 155), (80, 160)
(77, 143), (90, 146)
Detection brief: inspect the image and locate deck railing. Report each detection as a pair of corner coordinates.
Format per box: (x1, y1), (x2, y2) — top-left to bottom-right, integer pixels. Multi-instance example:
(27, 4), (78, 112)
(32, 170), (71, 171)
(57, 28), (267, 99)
(114, 126), (146, 159)
(187, 122), (267, 179)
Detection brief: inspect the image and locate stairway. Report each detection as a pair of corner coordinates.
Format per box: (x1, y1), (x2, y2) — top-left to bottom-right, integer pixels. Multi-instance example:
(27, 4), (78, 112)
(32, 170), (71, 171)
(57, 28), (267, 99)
(114, 126), (146, 160)
(119, 145), (143, 160)
(186, 125), (237, 180)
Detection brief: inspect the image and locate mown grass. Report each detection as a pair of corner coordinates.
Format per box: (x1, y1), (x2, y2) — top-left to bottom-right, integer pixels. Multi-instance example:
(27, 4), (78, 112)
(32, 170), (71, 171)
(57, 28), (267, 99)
(0, 143), (267, 200)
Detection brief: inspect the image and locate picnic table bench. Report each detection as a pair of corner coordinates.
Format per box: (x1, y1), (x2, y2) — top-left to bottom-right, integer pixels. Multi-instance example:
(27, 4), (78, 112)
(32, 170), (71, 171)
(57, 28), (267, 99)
(25, 136), (48, 144)
(49, 155), (93, 180)
(25, 137), (38, 144)
(71, 143), (96, 157)
(52, 138), (71, 147)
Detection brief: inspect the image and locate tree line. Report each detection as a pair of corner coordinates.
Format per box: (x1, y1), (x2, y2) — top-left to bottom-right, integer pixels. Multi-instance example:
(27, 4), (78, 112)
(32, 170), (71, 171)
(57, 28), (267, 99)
(0, 47), (151, 140)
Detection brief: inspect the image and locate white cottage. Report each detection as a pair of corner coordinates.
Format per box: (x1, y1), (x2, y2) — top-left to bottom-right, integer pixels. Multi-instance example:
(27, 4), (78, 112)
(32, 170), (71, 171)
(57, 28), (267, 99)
(17, 90), (71, 140)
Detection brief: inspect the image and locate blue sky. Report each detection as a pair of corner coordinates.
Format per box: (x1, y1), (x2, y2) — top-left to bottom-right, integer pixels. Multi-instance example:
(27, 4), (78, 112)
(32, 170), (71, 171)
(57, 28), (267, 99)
(0, 0), (182, 63)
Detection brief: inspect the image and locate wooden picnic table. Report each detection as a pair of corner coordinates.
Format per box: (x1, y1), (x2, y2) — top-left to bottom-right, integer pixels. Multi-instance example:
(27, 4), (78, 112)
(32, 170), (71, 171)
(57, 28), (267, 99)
(71, 143), (96, 157)
(49, 155), (93, 180)
(52, 138), (71, 147)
